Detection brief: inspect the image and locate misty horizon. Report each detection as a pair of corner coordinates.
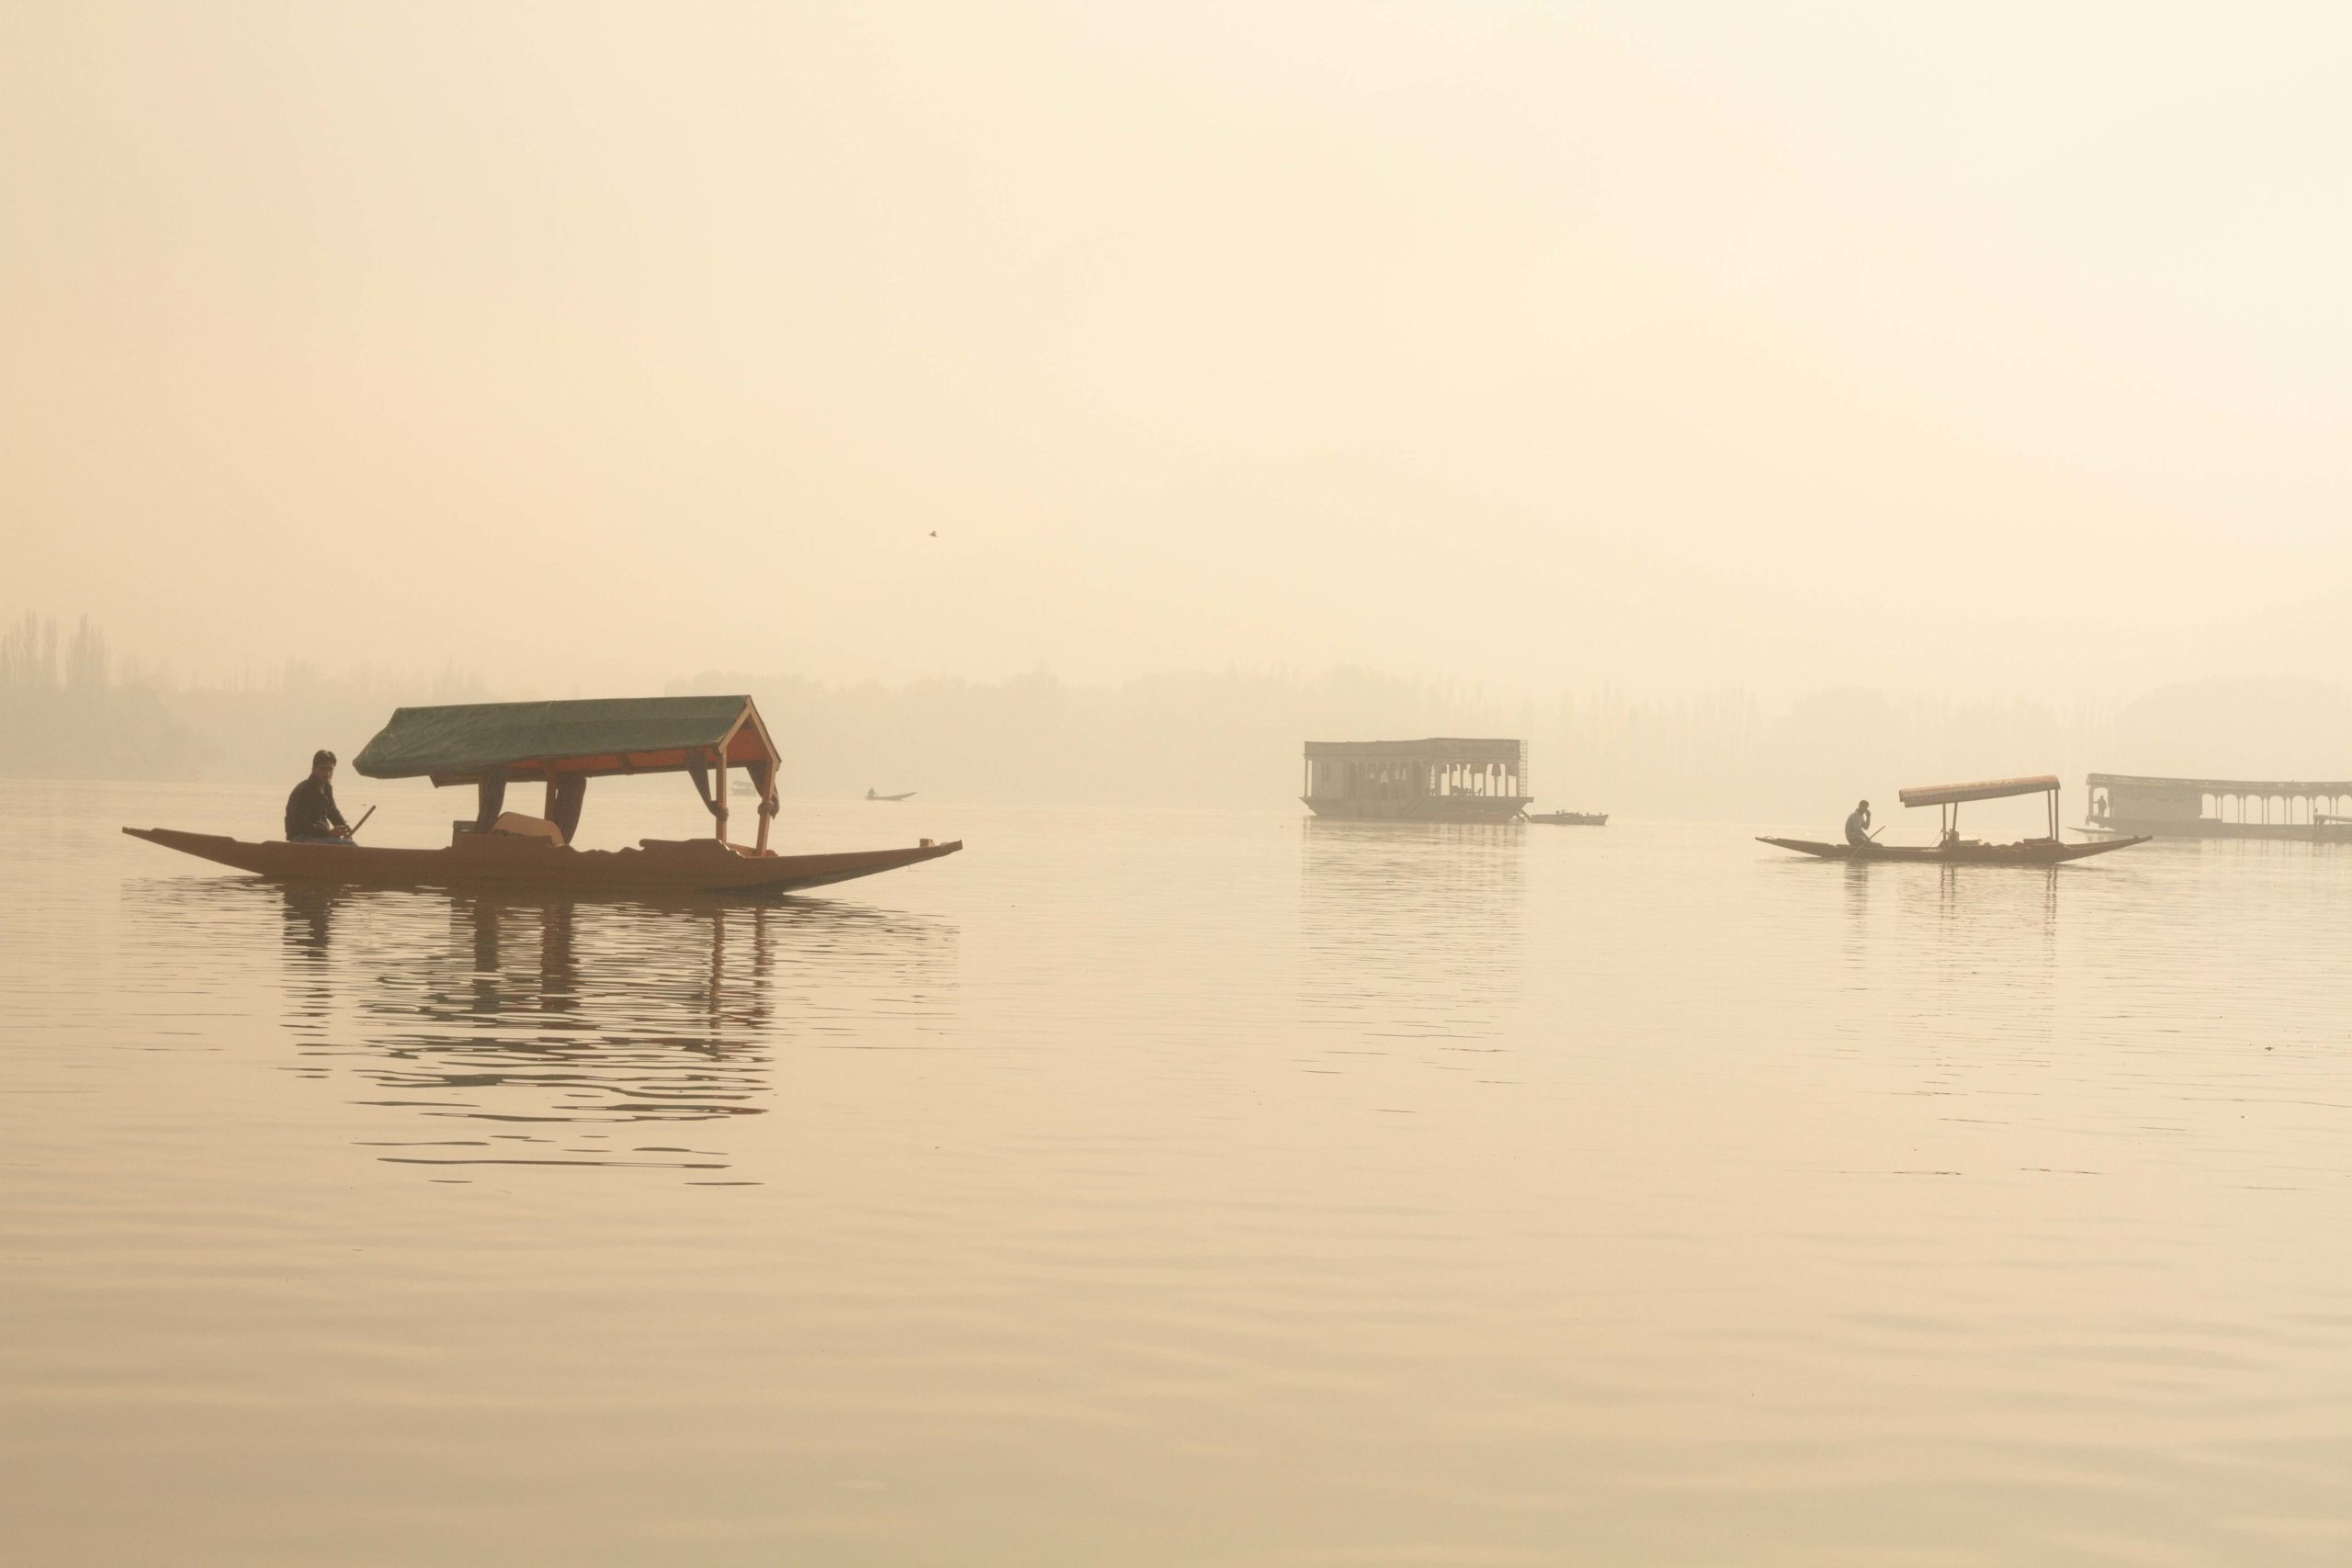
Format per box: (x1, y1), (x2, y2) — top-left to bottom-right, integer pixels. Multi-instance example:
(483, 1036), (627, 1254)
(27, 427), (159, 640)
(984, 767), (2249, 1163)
(10, 610), (2351, 828)
(8, 5), (2351, 709)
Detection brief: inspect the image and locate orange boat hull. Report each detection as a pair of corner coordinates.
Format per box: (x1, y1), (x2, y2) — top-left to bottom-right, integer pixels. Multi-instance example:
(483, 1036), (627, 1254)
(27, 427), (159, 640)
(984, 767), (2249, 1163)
(123, 827), (961, 896)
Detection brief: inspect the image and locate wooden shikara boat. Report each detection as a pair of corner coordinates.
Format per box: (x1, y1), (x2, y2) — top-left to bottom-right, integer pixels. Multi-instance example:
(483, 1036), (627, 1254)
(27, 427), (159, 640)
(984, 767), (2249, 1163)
(121, 826), (960, 895)
(125, 695), (963, 897)
(1756, 834), (2145, 865)
(1523, 810), (1608, 826)
(1758, 773), (2148, 866)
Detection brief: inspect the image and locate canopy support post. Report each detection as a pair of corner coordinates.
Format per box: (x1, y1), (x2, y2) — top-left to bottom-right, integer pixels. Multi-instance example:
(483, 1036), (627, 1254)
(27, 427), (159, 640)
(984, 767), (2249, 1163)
(545, 774), (586, 847)
(474, 771), (506, 833)
(752, 760), (777, 853)
(714, 748), (729, 844)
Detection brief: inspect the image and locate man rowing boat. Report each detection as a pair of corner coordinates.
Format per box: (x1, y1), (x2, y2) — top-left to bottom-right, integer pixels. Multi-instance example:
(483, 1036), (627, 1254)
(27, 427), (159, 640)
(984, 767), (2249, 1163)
(1844, 798), (1872, 847)
(284, 749), (356, 845)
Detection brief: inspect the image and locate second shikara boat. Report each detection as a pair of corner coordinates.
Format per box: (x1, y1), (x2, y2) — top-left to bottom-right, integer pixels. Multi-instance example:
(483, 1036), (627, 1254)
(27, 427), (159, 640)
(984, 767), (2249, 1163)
(1758, 774), (2148, 865)
(125, 695), (962, 896)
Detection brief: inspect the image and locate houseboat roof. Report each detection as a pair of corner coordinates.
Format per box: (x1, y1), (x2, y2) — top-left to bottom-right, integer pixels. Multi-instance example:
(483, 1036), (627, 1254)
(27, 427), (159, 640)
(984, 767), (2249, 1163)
(1303, 737), (1523, 761)
(1898, 773), (2062, 808)
(2088, 771), (2352, 794)
(354, 695), (779, 784)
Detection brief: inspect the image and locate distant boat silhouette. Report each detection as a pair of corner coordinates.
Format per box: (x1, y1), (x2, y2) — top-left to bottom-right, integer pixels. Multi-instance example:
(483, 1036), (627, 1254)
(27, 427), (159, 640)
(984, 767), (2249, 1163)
(866, 788), (916, 802)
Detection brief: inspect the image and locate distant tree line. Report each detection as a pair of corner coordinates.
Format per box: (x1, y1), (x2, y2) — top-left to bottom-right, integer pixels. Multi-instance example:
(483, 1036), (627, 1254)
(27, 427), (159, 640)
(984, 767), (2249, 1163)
(0, 613), (485, 783)
(8, 613), (2342, 817)
(0, 614), (205, 778)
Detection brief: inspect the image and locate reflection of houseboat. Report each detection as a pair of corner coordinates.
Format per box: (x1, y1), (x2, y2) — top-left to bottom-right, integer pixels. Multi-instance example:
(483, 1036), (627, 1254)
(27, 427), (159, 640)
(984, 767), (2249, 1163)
(2086, 773), (2352, 840)
(1301, 738), (1531, 823)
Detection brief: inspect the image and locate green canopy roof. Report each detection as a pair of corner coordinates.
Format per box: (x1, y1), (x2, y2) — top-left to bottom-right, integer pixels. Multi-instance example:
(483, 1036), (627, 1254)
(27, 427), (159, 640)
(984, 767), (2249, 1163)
(354, 695), (772, 783)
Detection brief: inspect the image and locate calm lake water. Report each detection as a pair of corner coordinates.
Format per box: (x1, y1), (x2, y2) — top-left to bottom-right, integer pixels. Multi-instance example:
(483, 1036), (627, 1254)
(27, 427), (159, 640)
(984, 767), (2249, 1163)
(6, 777), (2352, 1565)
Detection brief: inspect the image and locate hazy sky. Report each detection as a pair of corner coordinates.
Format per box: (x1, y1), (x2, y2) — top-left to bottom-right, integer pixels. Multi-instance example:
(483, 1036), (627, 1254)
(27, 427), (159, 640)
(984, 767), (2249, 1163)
(6, 3), (2348, 701)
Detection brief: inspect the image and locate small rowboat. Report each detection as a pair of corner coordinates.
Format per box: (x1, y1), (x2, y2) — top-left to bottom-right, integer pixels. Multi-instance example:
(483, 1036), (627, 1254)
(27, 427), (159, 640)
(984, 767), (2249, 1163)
(1756, 834), (2146, 865)
(1760, 773), (2149, 866)
(1523, 810), (1607, 826)
(126, 694), (963, 897)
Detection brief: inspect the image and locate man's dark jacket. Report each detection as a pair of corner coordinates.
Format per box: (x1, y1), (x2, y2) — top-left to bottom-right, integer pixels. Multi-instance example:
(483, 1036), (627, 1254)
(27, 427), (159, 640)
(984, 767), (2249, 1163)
(285, 776), (347, 840)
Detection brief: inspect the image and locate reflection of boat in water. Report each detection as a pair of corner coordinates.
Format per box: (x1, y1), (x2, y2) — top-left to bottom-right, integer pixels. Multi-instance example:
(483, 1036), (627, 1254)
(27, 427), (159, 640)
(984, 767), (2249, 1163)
(1761, 774), (2149, 865)
(250, 879), (957, 1176)
(125, 695), (961, 896)
(1298, 818), (1522, 1052)
(865, 788), (916, 802)
(1521, 809), (1607, 826)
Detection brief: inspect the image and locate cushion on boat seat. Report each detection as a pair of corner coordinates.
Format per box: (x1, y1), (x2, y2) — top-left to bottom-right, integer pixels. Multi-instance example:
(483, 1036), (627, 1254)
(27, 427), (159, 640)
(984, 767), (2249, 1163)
(489, 811), (566, 847)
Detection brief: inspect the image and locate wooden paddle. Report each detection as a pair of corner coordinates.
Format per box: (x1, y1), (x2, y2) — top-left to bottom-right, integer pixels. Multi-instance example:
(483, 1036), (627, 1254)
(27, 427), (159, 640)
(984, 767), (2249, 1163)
(345, 805), (377, 840)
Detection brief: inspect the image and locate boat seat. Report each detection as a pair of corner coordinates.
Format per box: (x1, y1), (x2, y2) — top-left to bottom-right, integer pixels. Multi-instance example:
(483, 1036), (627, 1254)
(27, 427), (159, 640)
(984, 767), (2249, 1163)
(488, 811), (566, 847)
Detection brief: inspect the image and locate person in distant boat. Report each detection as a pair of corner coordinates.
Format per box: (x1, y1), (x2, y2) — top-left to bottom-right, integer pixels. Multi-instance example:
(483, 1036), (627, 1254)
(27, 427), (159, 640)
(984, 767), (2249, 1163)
(1845, 798), (1872, 847)
(285, 750), (355, 845)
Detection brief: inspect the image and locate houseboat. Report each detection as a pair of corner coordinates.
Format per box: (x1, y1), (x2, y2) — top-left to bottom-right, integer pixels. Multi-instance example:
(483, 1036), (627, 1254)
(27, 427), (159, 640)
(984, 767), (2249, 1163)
(2086, 773), (2352, 840)
(1301, 738), (1531, 823)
